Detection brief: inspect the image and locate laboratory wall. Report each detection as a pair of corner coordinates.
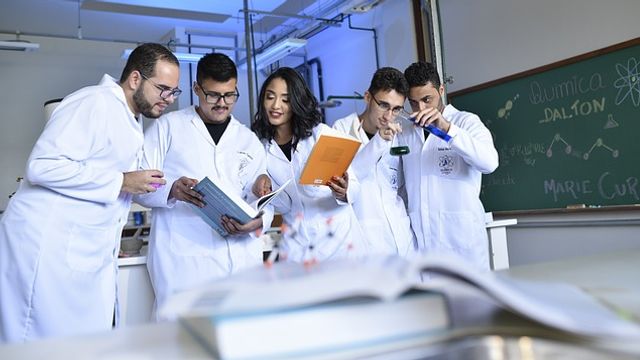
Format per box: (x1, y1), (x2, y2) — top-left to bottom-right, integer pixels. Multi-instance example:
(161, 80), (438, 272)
(437, 0), (640, 265)
(303, 0), (417, 125)
(0, 37), (133, 210)
(439, 0), (640, 92)
(0, 1), (418, 211)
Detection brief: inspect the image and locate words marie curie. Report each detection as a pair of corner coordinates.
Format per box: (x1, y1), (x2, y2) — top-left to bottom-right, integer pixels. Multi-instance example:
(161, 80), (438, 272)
(544, 172), (639, 202)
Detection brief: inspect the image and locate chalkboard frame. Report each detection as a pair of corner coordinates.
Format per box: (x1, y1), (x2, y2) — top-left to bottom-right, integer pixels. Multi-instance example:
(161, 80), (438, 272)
(449, 37), (640, 99)
(448, 37), (640, 213)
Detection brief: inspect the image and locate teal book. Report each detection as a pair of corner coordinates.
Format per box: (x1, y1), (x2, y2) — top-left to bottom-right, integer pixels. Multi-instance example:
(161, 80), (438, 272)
(190, 176), (290, 237)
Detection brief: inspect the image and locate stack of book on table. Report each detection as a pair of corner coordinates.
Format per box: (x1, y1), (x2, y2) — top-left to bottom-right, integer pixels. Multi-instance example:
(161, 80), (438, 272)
(161, 255), (640, 360)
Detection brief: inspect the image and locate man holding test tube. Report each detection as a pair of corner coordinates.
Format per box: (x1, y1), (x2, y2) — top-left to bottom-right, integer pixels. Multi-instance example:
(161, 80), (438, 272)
(399, 61), (499, 270)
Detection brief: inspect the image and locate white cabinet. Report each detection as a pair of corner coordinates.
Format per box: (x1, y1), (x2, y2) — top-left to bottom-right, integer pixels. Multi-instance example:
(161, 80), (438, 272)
(117, 249), (155, 326)
(117, 203), (155, 326)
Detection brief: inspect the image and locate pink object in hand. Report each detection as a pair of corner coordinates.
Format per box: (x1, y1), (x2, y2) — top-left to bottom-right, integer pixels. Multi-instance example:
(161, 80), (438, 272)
(151, 174), (164, 189)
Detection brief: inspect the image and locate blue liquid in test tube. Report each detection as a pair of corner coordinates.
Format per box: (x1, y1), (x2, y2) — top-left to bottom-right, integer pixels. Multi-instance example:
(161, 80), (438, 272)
(397, 110), (452, 142)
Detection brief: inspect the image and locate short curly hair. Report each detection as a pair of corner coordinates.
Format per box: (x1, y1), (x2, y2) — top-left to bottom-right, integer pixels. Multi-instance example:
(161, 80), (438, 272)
(197, 53), (237, 84)
(404, 61), (441, 88)
(367, 67), (409, 97)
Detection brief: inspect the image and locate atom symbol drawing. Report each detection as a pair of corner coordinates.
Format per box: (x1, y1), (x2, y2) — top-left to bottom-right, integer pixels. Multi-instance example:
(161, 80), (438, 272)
(614, 57), (640, 107)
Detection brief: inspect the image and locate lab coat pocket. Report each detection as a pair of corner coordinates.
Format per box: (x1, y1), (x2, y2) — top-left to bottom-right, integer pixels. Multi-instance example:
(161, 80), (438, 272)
(169, 215), (217, 256)
(437, 211), (475, 251)
(65, 223), (113, 272)
(359, 219), (391, 255)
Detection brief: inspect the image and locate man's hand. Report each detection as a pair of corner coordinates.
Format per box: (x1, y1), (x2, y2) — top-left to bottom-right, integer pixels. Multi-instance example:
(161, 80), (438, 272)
(169, 176), (204, 207)
(328, 172), (349, 202)
(379, 121), (403, 141)
(122, 170), (166, 195)
(221, 215), (263, 236)
(411, 107), (451, 133)
(252, 174), (272, 197)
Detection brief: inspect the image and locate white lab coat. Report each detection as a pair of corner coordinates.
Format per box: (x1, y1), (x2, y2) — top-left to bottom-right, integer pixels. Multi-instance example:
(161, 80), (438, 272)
(333, 113), (416, 256)
(264, 123), (367, 262)
(399, 104), (498, 270)
(134, 106), (270, 316)
(0, 75), (141, 342)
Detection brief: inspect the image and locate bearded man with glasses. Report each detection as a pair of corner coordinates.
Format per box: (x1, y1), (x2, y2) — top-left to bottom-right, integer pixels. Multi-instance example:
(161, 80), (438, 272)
(0, 43), (179, 342)
(134, 53), (271, 319)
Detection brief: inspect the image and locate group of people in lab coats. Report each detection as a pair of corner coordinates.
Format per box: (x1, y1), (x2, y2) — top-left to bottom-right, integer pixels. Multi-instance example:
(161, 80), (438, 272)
(0, 42), (497, 343)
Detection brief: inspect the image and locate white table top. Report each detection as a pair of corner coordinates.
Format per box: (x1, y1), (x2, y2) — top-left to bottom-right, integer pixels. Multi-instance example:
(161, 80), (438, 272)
(2, 250), (639, 359)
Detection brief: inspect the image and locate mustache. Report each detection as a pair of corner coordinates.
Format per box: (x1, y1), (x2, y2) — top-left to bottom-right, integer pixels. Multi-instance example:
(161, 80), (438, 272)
(211, 105), (229, 111)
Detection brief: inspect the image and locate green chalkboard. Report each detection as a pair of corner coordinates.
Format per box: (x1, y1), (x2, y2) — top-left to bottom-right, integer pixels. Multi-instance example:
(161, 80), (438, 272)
(449, 38), (640, 211)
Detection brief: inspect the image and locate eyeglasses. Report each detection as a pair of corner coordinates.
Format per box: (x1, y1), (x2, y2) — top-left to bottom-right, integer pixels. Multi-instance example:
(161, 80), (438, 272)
(140, 73), (182, 100)
(370, 94), (405, 115)
(198, 83), (240, 105)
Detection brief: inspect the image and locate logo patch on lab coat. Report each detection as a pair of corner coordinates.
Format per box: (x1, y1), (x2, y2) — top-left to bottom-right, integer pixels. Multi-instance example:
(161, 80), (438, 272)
(439, 154), (454, 175)
(237, 151), (254, 179)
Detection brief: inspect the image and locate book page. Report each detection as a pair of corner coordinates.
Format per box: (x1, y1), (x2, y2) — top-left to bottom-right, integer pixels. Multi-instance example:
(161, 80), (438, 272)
(161, 256), (421, 319)
(413, 255), (640, 340)
(256, 179), (291, 211)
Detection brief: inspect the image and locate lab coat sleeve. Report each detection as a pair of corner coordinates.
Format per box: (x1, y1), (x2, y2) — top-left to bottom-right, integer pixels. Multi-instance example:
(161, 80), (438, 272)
(447, 115), (499, 174)
(26, 93), (123, 204)
(133, 118), (175, 208)
(341, 164), (361, 206)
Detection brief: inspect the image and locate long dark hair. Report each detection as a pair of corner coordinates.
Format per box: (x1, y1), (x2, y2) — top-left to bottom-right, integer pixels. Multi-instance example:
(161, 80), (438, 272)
(251, 67), (322, 150)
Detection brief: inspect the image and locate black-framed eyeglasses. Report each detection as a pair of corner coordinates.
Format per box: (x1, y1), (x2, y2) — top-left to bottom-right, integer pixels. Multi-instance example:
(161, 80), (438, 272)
(370, 94), (404, 115)
(140, 73), (182, 99)
(198, 83), (240, 105)
(198, 84), (240, 105)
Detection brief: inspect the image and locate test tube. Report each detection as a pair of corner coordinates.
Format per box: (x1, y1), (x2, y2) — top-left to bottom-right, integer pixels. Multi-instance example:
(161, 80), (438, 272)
(397, 110), (452, 142)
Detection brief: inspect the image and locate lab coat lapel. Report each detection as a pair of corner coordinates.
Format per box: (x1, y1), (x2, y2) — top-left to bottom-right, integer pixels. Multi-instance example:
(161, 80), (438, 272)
(190, 108), (216, 147)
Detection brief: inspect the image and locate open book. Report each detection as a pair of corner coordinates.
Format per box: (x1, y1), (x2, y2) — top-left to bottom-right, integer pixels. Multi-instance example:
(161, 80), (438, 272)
(190, 177), (290, 237)
(162, 254), (640, 359)
(299, 126), (361, 185)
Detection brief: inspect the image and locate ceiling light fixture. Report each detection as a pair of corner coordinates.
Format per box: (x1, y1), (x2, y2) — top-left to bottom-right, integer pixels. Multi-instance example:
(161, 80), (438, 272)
(238, 38), (307, 71)
(0, 40), (40, 51)
(0, 32), (40, 52)
(121, 48), (205, 63)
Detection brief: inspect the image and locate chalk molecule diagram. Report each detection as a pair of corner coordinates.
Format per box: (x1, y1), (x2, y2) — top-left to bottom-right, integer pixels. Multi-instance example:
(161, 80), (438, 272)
(546, 133), (619, 160)
(497, 94), (520, 120)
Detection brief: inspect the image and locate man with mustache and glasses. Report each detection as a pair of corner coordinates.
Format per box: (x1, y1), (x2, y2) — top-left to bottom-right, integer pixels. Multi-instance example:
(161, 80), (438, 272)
(134, 53), (271, 319)
(0, 43), (179, 342)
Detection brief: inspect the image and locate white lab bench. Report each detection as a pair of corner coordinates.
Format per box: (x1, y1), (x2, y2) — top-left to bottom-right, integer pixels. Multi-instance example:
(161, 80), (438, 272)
(113, 217), (518, 328)
(3, 250), (638, 359)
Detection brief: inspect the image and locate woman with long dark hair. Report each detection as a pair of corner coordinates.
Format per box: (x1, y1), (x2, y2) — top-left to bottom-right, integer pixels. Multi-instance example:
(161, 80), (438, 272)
(252, 67), (366, 262)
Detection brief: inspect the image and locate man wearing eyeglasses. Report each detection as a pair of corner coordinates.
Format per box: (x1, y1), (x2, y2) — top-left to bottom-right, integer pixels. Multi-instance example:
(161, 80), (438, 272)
(0, 43), (179, 342)
(400, 61), (499, 270)
(134, 52), (271, 319)
(332, 67), (417, 257)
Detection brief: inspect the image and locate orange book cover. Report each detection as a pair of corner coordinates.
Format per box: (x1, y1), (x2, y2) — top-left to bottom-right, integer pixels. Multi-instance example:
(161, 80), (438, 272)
(299, 129), (361, 185)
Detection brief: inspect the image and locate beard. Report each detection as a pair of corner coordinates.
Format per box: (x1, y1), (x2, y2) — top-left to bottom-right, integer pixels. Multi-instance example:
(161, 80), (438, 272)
(133, 86), (161, 119)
